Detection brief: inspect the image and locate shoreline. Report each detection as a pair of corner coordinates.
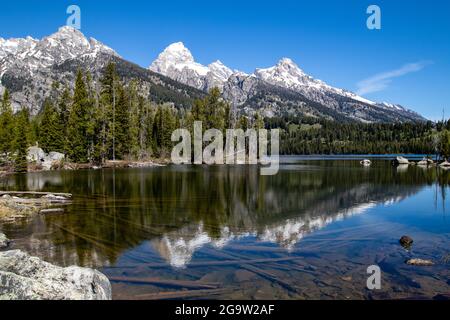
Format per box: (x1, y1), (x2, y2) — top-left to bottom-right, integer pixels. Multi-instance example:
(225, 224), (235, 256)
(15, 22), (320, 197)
(0, 158), (170, 178)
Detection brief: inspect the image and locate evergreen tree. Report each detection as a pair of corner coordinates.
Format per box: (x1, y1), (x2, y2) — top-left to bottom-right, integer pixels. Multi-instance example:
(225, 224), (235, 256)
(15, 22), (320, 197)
(127, 81), (141, 159)
(58, 87), (71, 154)
(153, 105), (176, 157)
(253, 112), (265, 130)
(143, 101), (156, 158)
(440, 130), (450, 160)
(39, 99), (64, 153)
(236, 115), (249, 130)
(191, 87), (229, 132)
(67, 70), (91, 163)
(99, 62), (119, 161)
(14, 108), (30, 173)
(85, 71), (99, 161)
(0, 89), (15, 157)
(113, 83), (130, 159)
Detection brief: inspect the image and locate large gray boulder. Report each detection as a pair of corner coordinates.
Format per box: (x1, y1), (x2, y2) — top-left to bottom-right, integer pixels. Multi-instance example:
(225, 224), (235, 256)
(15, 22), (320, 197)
(395, 156), (410, 165)
(27, 146), (46, 163)
(41, 152), (65, 170)
(0, 250), (111, 300)
(47, 152), (65, 162)
(26, 147), (65, 170)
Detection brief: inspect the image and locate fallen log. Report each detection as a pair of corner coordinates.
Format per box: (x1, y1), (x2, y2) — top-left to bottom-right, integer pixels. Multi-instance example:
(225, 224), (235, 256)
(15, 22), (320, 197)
(133, 288), (229, 300)
(52, 223), (118, 254)
(0, 191), (72, 198)
(109, 276), (220, 290)
(202, 248), (300, 293)
(103, 256), (304, 269)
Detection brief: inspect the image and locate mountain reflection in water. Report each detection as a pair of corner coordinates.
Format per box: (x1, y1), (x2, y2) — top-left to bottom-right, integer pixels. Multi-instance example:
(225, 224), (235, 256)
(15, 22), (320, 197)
(1, 158), (449, 299)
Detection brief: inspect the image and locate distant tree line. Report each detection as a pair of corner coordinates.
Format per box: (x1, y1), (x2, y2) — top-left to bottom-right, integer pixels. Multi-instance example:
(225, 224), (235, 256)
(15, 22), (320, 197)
(266, 115), (449, 157)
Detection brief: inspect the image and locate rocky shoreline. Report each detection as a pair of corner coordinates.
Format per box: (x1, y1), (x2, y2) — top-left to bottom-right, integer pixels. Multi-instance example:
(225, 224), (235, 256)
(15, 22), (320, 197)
(0, 146), (169, 179)
(0, 193), (112, 300)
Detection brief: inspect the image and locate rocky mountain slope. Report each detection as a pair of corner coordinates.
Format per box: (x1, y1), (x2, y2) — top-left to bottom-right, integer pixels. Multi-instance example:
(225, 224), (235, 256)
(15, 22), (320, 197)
(0, 27), (425, 122)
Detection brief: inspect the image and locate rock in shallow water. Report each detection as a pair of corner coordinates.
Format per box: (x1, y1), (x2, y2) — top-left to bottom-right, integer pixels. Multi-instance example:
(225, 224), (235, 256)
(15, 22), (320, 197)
(0, 250), (111, 300)
(406, 258), (434, 266)
(399, 235), (413, 248)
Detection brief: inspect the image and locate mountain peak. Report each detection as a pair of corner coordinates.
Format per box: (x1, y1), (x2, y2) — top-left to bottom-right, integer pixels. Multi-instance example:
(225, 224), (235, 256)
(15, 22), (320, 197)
(166, 41), (188, 51)
(253, 57), (310, 89)
(50, 26), (87, 41)
(161, 42), (194, 62)
(208, 60), (233, 82)
(150, 41), (199, 75)
(42, 25), (90, 51)
(210, 60), (224, 66)
(56, 25), (80, 34)
(275, 57), (306, 74)
(278, 57), (296, 66)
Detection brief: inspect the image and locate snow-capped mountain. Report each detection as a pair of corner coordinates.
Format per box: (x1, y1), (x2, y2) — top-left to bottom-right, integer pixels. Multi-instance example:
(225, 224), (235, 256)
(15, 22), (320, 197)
(0, 27), (205, 114)
(0, 26), (121, 112)
(251, 57), (425, 121)
(149, 42), (233, 91)
(1, 27), (425, 122)
(254, 57), (375, 106)
(150, 42), (425, 122)
(0, 26), (118, 78)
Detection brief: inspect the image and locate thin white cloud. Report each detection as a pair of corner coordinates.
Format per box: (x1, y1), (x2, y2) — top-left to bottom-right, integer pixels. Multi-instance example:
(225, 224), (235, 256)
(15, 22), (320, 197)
(356, 61), (432, 95)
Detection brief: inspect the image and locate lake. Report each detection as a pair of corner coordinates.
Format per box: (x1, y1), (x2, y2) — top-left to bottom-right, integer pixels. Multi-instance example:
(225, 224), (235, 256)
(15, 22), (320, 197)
(0, 156), (449, 300)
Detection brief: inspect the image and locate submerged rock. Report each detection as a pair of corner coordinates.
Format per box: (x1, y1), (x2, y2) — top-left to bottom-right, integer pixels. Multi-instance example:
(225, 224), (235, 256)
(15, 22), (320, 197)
(0, 250), (111, 300)
(399, 235), (413, 248)
(406, 258), (434, 266)
(0, 233), (10, 249)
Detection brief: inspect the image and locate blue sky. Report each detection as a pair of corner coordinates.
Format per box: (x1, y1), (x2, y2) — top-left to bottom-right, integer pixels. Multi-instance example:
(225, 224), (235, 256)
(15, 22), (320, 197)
(1, 0), (449, 120)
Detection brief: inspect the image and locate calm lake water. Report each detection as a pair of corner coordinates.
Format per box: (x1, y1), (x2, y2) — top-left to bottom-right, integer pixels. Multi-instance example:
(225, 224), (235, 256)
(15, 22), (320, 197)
(1, 156), (449, 300)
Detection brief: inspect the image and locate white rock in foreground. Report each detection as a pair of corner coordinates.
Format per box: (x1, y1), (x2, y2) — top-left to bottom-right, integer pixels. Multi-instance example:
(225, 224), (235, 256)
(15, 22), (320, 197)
(0, 250), (111, 300)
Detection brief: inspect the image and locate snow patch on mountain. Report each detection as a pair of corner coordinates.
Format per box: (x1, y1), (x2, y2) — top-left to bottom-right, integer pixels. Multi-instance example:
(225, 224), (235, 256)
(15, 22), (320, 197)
(0, 36), (38, 60)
